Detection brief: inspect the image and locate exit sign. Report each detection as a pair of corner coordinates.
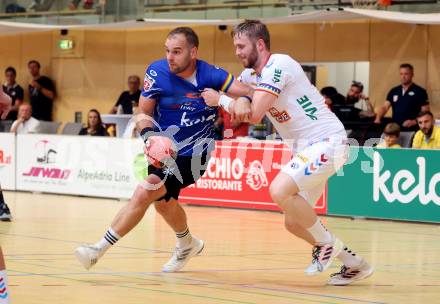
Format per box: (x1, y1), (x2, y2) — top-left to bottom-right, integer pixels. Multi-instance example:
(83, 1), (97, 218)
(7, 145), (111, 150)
(58, 39), (74, 50)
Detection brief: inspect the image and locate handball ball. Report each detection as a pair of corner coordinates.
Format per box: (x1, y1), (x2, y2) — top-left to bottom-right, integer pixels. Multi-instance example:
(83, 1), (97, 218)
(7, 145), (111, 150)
(144, 136), (177, 168)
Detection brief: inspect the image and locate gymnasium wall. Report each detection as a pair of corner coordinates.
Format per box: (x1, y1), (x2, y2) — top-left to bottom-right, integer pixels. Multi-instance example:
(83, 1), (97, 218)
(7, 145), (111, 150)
(0, 21), (439, 125)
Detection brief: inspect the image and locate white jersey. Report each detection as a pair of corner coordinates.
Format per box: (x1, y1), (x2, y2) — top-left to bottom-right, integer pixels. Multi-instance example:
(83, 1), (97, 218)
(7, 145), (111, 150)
(239, 54), (345, 144)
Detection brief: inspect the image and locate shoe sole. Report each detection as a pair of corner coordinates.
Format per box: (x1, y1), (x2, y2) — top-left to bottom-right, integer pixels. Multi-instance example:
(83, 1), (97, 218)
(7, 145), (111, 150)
(327, 266), (374, 286)
(162, 240), (204, 273)
(74, 247), (92, 270)
(305, 238), (344, 276)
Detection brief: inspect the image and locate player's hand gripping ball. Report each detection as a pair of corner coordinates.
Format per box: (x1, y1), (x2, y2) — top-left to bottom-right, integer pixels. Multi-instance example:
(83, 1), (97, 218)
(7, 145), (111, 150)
(144, 136), (177, 169)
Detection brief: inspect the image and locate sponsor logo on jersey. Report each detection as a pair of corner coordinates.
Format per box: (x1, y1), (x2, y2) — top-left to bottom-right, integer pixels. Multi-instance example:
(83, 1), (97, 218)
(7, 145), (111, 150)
(269, 107), (291, 123)
(180, 112), (216, 127)
(296, 95), (318, 120)
(143, 74), (155, 91)
(272, 68), (282, 83)
(149, 69), (157, 77)
(185, 93), (201, 99)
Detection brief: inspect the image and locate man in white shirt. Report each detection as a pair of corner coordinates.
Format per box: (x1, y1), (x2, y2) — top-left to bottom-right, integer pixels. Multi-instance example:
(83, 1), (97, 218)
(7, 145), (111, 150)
(202, 20), (373, 286)
(10, 103), (40, 134)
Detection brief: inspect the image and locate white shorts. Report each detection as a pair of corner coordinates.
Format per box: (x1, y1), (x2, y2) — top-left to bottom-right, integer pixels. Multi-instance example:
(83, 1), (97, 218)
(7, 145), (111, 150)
(281, 136), (348, 206)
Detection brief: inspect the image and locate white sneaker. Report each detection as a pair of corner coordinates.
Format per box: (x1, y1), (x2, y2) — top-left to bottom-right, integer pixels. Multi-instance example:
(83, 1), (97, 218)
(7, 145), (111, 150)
(304, 237), (343, 275)
(327, 260), (374, 285)
(162, 237), (204, 273)
(75, 245), (103, 270)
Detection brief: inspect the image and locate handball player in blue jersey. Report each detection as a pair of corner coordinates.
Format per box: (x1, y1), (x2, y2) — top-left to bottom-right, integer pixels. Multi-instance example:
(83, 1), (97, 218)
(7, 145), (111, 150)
(75, 27), (251, 272)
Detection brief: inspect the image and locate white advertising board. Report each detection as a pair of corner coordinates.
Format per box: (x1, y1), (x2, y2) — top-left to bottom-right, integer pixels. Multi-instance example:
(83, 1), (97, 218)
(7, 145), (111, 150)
(16, 134), (146, 199)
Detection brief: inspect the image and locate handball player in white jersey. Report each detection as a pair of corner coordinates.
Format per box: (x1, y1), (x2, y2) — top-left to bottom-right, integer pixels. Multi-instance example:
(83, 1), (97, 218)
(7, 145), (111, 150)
(202, 20), (373, 285)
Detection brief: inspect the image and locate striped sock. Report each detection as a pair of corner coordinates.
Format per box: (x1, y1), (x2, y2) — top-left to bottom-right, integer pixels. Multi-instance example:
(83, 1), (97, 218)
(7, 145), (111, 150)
(0, 270), (10, 304)
(95, 228), (121, 253)
(176, 228), (192, 248)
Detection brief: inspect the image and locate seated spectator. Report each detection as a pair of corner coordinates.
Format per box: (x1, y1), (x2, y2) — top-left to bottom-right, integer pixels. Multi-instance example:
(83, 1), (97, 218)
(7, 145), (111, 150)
(69, 0), (94, 10)
(110, 75), (141, 115)
(79, 109), (109, 136)
(3, 66), (24, 121)
(377, 123), (401, 148)
(28, 60), (56, 121)
(10, 104), (40, 134)
(375, 63), (430, 131)
(28, 0), (55, 11)
(346, 81), (375, 118)
(412, 111), (440, 149)
(320, 86), (345, 109)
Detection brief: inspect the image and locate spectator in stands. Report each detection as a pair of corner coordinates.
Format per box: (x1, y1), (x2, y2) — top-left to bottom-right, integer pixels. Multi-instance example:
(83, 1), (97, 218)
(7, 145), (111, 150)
(219, 107), (249, 139)
(412, 111), (440, 149)
(346, 81), (375, 118)
(28, 0), (55, 11)
(110, 75), (141, 114)
(69, 0), (94, 10)
(375, 63), (430, 131)
(79, 109), (109, 136)
(28, 60), (56, 121)
(3, 66), (24, 121)
(320, 86), (345, 109)
(10, 104), (40, 134)
(377, 123), (401, 148)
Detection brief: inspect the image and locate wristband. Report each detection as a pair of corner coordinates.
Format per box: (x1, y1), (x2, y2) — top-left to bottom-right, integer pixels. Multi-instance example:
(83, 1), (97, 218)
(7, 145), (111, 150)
(240, 95), (252, 103)
(140, 127), (156, 143)
(219, 94), (233, 113)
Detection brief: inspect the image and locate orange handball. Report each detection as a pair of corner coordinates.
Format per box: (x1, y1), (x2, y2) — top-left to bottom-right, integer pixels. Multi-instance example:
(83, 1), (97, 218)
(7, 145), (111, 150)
(144, 136), (177, 169)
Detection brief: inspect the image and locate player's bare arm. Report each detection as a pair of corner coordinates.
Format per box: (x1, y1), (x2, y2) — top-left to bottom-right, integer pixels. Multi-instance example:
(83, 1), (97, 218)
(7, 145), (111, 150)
(135, 95), (156, 130)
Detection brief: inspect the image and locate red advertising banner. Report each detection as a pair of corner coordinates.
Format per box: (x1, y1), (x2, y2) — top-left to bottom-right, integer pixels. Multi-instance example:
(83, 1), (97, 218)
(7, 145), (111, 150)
(180, 140), (327, 214)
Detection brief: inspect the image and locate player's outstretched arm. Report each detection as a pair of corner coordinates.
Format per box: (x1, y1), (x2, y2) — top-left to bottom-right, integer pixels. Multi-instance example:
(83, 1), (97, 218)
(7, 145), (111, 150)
(225, 79), (254, 98)
(0, 90), (12, 120)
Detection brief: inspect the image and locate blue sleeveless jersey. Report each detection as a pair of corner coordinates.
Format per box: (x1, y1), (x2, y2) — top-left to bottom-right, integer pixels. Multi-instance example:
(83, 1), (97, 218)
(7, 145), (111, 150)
(142, 59), (234, 156)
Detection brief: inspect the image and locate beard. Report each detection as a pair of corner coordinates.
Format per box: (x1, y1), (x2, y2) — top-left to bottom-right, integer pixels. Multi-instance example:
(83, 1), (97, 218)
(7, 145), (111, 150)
(168, 55), (191, 74)
(243, 45), (259, 69)
(422, 126), (433, 136)
(346, 95), (359, 104)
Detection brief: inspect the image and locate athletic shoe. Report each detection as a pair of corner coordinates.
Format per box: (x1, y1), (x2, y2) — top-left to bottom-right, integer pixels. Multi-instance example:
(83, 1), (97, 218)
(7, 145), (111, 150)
(75, 245), (103, 270)
(304, 237), (343, 275)
(162, 237), (204, 273)
(327, 260), (374, 285)
(0, 205), (11, 222)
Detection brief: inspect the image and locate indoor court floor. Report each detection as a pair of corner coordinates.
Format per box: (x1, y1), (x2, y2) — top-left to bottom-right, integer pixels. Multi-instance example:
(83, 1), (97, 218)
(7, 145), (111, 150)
(1, 191), (439, 304)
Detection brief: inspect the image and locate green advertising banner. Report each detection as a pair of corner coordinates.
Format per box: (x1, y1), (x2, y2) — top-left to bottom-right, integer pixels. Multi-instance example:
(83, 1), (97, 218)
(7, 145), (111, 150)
(328, 147), (440, 223)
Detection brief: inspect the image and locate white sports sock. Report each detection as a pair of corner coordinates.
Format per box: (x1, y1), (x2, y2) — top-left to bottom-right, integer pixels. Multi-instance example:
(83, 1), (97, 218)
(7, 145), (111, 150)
(176, 228), (192, 248)
(95, 227), (121, 253)
(0, 270), (10, 304)
(337, 246), (363, 267)
(306, 219), (333, 245)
